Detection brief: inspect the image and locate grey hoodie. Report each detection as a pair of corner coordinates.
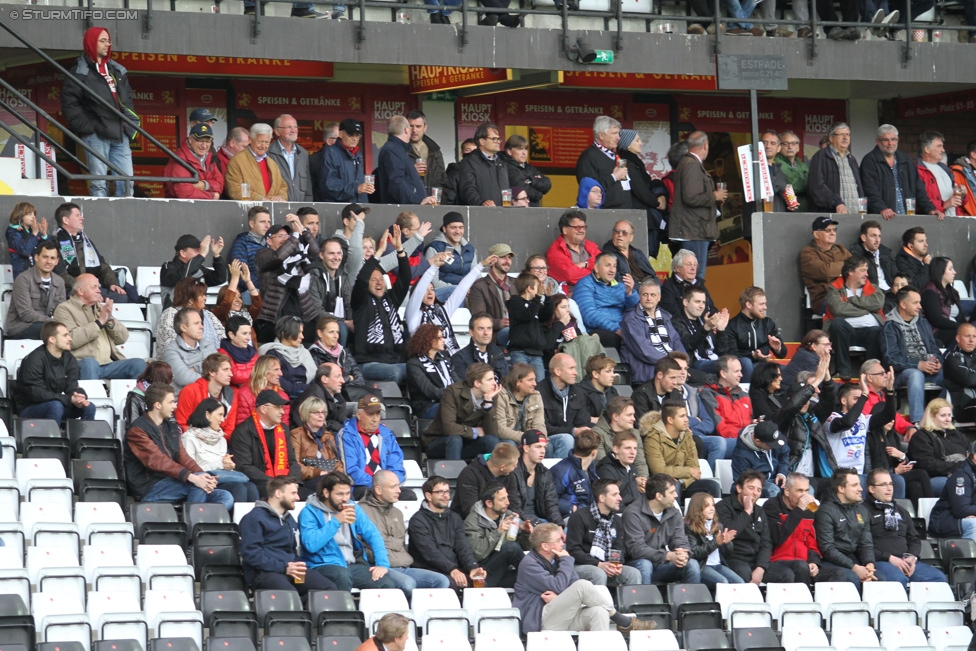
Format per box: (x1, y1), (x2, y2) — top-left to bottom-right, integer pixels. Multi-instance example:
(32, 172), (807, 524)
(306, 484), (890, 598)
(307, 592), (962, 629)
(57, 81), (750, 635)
(621, 497), (689, 564)
(885, 307), (929, 361)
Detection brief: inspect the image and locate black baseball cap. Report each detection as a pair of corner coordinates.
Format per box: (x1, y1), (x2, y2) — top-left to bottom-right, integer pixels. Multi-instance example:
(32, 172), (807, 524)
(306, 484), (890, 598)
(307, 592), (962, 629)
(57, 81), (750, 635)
(266, 224), (292, 237)
(812, 216), (839, 231)
(189, 107), (218, 123)
(256, 389), (289, 407)
(754, 420), (785, 447)
(339, 118), (363, 135)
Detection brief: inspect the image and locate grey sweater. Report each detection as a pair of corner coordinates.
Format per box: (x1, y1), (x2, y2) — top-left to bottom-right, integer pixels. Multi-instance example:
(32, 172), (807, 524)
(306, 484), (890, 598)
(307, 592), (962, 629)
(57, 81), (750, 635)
(512, 551), (578, 634)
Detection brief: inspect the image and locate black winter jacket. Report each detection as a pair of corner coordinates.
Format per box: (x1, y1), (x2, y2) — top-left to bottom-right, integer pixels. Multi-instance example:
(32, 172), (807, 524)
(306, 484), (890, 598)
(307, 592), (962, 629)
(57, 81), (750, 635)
(409, 135), (449, 196)
(61, 54), (135, 143)
(672, 312), (735, 367)
(808, 147), (864, 213)
(255, 230), (320, 325)
(538, 378), (590, 435)
(351, 255), (412, 365)
(907, 427), (970, 478)
(929, 458), (976, 537)
(945, 344), (976, 418)
(863, 498), (920, 561)
(577, 379), (619, 422)
(576, 145), (631, 210)
(859, 147), (935, 215)
(894, 250), (929, 290)
(509, 457), (563, 525)
(660, 275), (716, 319)
(458, 151), (509, 207)
(227, 416), (302, 497)
(449, 341), (511, 383)
(376, 136), (428, 205)
(762, 493), (823, 564)
(715, 487), (773, 569)
(451, 455), (523, 519)
(685, 524), (735, 565)
(728, 312), (787, 360)
(13, 346), (84, 413)
(160, 254), (227, 293)
(849, 240), (897, 291)
(566, 506), (625, 566)
(814, 499), (875, 569)
(407, 502), (480, 575)
(593, 452), (640, 509)
(406, 353), (452, 417)
(499, 152), (551, 207)
(308, 342), (366, 391)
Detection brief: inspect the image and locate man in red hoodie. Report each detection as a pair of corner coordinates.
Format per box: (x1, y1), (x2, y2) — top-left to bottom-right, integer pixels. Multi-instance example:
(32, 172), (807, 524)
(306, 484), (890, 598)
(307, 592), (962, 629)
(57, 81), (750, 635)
(163, 123), (225, 199)
(61, 27), (135, 198)
(699, 355), (753, 444)
(762, 472), (849, 585)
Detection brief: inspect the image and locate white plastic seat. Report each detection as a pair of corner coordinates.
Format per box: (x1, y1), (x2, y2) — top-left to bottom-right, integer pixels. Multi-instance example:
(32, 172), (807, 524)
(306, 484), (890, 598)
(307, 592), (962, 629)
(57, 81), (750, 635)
(410, 588), (469, 637)
(881, 626), (930, 651)
(0, 436), (16, 476)
(716, 582), (772, 629)
(82, 545), (134, 581)
(74, 502), (134, 548)
(783, 627), (832, 651)
(359, 588), (415, 634)
(928, 627), (974, 651)
(463, 587), (521, 636)
(541, 459), (559, 469)
(83, 545), (140, 599)
(767, 581), (823, 628)
(87, 590), (148, 647)
(136, 545), (193, 593)
(526, 631), (575, 651)
(143, 589), (204, 650)
(475, 632), (525, 651)
(699, 458), (714, 479)
(402, 460), (425, 490)
(27, 545), (86, 607)
(233, 501), (255, 525)
(862, 581), (918, 628)
(16, 458), (74, 514)
(0, 546), (30, 608)
(831, 627), (880, 651)
(397, 500), (420, 525)
(577, 630), (627, 651)
(21, 502), (80, 550)
(32, 592), (91, 651)
(0, 476), (20, 522)
(918, 498), (939, 531)
(419, 636), (472, 651)
(909, 583), (965, 629)
(5, 339), (42, 376)
(816, 582), (870, 630)
(716, 459), (734, 494)
(136, 266), (161, 299)
(0, 523), (26, 564)
(629, 629), (680, 651)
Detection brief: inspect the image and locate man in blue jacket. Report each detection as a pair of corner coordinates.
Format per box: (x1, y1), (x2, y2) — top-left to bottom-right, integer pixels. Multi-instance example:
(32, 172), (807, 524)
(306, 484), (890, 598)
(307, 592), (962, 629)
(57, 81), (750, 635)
(340, 395), (411, 500)
(731, 420), (790, 498)
(239, 476), (336, 597)
(573, 253), (639, 350)
(929, 442), (976, 541)
(229, 206), (270, 291)
(298, 471), (399, 592)
(551, 429), (601, 520)
(376, 116), (437, 206)
(321, 119), (373, 204)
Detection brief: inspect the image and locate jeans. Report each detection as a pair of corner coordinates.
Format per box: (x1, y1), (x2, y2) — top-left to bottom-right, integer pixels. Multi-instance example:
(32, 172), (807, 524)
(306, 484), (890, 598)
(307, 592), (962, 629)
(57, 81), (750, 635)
(434, 286), (457, 303)
(496, 327), (510, 347)
(420, 404), (440, 419)
(930, 475), (948, 496)
(627, 558), (701, 585)
(82, 132), (133, 197)
(510, 350), (546, 381)
(209, 470), (260, 503)
(739, 357), (756, 384)
(546, 433), (575, 459)
(961, 517), (976, 542)
(820, 561), (862, 589)
(830, 322), (882, 377)
(424, 0), (462, 15)
(575, 562), (643, 588)
(874, 559), (947, 587)
(895, 367), (944, 423)
(361, 362), (406, 386)
(700, 435), (729, 472)
(315, 562), (399, 591)
(387, 567), (451, 598)
(20, 399), (96, 422)
(674, 241), (711, 281)
(425, 434), (500, 460)
(693, 359), (718, 375)
(142, 475), (235, 512)
(701, 564), (744, 590)
(8, 322), (44, 340)
(78, 357), (148, 381)
(762, 480), (782, 498)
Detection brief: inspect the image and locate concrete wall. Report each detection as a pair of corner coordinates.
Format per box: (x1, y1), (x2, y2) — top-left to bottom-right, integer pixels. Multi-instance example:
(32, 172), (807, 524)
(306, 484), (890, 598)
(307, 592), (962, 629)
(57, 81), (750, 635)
(753, 211), (976, 341)
(0, 196), (648, 277)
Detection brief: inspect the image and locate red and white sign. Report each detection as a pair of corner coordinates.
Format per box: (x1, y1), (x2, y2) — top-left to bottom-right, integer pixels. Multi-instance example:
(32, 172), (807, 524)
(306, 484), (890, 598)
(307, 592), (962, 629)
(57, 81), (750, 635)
(737, 144), (754, 204)
(15, 141), (57, 195)
(757, 145), (774, 199)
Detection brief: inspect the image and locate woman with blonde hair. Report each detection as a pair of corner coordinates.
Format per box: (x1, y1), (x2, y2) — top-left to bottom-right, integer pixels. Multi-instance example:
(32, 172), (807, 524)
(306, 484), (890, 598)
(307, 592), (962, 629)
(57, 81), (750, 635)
(290, 396), (344, 498)
(684, 492), (740, 591)
(236, 355), (291, 427)
(908, 397), (970, 496)
(6, 201), (48, 278)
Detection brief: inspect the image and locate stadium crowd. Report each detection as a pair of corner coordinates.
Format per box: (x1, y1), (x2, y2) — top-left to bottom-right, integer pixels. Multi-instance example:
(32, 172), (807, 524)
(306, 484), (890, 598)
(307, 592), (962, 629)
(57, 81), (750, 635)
(12, 86), (976, 638)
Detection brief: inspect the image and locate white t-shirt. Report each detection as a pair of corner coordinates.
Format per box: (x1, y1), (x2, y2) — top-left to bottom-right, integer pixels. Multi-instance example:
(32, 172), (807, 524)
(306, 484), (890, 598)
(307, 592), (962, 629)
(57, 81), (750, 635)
(824, 411), (868, 474)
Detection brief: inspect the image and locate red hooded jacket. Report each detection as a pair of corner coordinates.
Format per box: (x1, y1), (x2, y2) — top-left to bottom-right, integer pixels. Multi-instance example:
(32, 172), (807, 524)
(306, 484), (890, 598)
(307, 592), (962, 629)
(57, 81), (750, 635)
(163, 140), (225, 199)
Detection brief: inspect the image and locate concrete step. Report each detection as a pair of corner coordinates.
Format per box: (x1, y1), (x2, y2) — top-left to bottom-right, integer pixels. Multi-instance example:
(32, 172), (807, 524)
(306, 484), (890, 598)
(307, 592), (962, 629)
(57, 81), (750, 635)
(0, 157), (56, 197)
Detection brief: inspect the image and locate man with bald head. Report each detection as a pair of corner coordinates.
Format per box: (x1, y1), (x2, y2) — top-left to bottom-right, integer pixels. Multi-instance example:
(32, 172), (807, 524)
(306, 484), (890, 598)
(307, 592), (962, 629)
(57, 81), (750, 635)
(359, 469), (451, 598)
(946, 322), (976, 422)
(53, 273), (146, 380)
(537, 353), (590, 459)
(602, 219), (654, 284)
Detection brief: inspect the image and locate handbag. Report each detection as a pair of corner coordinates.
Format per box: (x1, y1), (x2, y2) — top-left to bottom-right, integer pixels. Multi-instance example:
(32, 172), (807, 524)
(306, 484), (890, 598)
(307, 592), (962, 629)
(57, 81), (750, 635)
(302, 457), (338, 472)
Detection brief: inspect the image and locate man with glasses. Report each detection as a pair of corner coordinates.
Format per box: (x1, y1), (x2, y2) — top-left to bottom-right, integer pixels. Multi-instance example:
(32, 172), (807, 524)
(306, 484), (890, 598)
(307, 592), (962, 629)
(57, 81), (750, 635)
(799, 216), (852, 314)
(511, 186), (531, 208)
(865, 468), (947, 586)
(268, 114), (313, 203)
(824, 256), (884, 381)
(775, 130), (809, 212)
(601, 219), (654, 284)
(546, 209), (600, 291)
(164, 123), (224, 200)
(808, 122), (864, 214)
(408, 475), (486, 589)
(309, 122), (338, 202)
(860, 125), (938, 219)
(458, 122), (510, 207)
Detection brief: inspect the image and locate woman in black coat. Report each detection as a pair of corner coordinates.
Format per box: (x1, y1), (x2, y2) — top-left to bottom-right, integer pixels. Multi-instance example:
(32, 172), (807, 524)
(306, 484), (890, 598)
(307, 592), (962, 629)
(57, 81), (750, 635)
(907, 397), (969, 497)
(405, 323), (453, 420)
(617, 129), (668, 254)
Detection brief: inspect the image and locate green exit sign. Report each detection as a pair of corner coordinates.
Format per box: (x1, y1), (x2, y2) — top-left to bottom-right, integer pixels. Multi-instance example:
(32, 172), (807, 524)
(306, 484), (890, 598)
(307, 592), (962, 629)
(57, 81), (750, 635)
(592, 50), (614, 64)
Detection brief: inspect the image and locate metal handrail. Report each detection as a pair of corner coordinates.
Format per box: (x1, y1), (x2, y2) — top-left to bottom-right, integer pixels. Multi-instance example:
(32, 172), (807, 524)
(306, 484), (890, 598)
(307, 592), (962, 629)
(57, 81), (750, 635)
(0, 16), (198, 189)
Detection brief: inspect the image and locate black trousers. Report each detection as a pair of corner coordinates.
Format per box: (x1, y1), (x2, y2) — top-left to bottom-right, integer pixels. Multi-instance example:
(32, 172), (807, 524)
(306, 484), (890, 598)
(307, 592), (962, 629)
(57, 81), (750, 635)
(249, 568), (336, 603)
(481, 541), (524, 588)
(816, 0), (859, 22)
(727, 558), (796, 583)
(829, 321), (881, 376)
(592, 329), (623, 351)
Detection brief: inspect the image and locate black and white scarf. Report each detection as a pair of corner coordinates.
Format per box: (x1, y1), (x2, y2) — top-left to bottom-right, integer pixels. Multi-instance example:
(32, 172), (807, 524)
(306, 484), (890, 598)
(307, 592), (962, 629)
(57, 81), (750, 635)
(421, 304), (459, 356)
(419, 354), (453, 389)
(589, 501), (615, 559)
(276, 236), (313, 294)
(642, 306), (673, 354)
(873, 498), (901, 531)
(366, 297), (404, 346)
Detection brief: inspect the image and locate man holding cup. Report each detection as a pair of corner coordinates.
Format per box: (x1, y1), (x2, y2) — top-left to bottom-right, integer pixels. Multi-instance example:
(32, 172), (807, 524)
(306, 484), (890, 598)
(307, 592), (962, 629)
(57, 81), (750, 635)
(239, 476), (337, 598)
(860, 125), (937, 220)
(321, 118), (374, 204)
(376, 115), (438, 206)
